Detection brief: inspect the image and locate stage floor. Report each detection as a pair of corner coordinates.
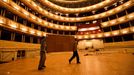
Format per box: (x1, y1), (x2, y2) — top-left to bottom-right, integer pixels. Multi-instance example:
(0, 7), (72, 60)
(0, 52), (134, 75)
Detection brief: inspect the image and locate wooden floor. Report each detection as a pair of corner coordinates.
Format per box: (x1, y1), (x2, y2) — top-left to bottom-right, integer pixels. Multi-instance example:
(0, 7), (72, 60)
(0, 52), (134, 75)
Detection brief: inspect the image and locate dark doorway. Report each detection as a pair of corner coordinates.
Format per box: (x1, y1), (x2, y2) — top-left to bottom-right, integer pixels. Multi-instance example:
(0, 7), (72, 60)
(17, 50), (25, 58)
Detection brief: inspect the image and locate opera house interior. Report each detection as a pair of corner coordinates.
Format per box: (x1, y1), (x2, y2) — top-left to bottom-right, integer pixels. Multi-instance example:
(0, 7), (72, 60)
(0, 0), (134, 75)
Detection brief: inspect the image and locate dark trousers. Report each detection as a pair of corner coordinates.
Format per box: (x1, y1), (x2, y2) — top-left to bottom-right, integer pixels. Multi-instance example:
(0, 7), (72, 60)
(69, 50), (80, 63)
(38, 51), (46, 68)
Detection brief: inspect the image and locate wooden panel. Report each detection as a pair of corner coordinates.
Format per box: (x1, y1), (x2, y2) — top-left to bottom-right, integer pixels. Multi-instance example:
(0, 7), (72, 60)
(46, 35), (75, 52)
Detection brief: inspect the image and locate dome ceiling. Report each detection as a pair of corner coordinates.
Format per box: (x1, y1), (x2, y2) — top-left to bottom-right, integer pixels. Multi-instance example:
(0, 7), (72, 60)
(49, 0), (103, 8)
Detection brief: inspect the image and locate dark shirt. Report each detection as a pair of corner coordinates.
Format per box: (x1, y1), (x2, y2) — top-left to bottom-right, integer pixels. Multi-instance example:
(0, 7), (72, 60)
(73, 41), (78, 51)
(40, 38), (47, 52)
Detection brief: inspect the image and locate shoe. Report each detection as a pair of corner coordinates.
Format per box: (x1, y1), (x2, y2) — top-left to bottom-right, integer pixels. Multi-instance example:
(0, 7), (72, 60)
(77, 62), (81, 64)
(38, 67), (44, 70)
(69, 60), (71, 64)
(42, 65), (46, 68)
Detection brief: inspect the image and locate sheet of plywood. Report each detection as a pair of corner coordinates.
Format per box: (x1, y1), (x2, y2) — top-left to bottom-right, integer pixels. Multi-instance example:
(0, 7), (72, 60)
(46, 35), (75, 52)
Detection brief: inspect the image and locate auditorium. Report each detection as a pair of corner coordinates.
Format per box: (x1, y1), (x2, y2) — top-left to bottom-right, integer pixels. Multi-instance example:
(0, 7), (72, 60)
(0, 0), (134, 75)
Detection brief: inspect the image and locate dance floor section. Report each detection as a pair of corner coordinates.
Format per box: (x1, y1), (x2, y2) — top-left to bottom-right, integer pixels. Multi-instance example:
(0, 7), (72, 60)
(0, 52), (134, 75)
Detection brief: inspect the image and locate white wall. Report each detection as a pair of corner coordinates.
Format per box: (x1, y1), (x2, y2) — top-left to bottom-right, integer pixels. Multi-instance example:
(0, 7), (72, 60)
(91, 39), (104, 49)
(77, 39), (104, 50)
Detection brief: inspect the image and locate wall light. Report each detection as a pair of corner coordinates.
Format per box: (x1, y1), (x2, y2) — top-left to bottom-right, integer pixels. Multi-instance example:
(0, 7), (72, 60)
(127, 14), (134, 19)
(90, 35), (95, 38)
(2, 0), (8, 2)
(30, 30), (35, 34)
(121, 30), (128, 34)
(37, 32), (42, 36)
(102, 22), (108, 27)
(78, 36), (82, 39)
(31, 15), (36, 19)
(21, 27), (27, 32)
(23, 11), (29, 16)
(84, 35), (89, 38)
(112, 31), (119, 35)
(55, 25), (59, 28)
(10, 24), (17, 29)
(104, 33), (110, 37)
(0, 19), (4, 24)
(97, 34), (103, 37)
(130, 27), (134, 32)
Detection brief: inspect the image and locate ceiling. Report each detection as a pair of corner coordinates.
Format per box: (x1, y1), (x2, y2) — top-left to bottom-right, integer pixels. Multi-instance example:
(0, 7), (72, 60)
(49, 0), (103, 8)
